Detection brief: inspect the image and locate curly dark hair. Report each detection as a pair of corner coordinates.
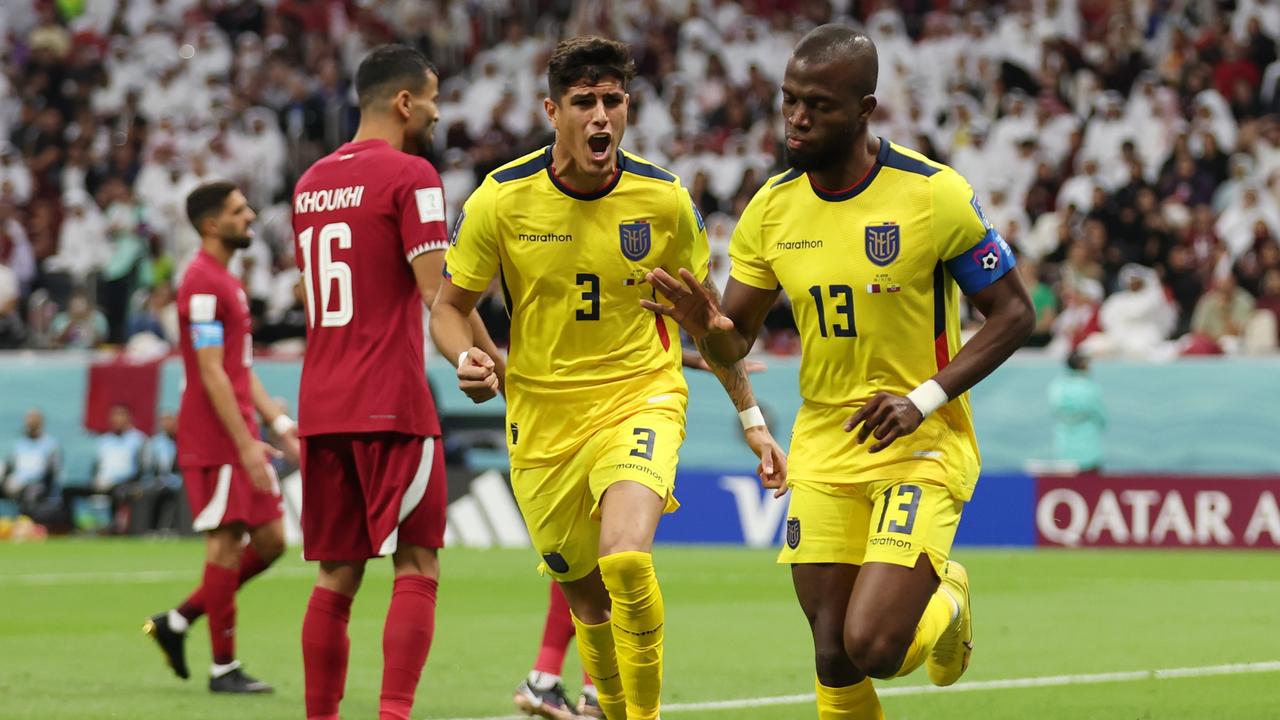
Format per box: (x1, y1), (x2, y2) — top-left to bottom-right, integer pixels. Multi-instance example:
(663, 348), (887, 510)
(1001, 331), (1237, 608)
(546, 36), (636, 99)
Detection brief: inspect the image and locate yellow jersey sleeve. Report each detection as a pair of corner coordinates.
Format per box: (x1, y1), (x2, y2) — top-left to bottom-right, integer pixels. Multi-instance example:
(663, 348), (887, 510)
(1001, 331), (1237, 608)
(671, 186), (710, 283)
(932, 168), (1017, 295)
(728, 187), (777, 290)
(443, 178), (500, 293)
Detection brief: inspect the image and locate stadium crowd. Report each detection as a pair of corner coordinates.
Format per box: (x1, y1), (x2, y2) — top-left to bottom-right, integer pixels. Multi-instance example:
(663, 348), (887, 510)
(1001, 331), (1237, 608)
(1, 0), (1279, 360)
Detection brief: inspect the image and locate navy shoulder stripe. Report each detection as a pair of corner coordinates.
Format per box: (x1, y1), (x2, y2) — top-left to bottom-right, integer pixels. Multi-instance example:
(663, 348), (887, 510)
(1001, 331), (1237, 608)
(621, 155), (676, 183)
(770, 168), (803, 188)
(881, 146), (941, 177)
(493, 151), (550, 183)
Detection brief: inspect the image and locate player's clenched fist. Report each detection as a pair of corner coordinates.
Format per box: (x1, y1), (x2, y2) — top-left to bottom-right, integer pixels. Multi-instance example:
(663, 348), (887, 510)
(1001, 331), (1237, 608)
(843, 392), (925, 453)
(457, 347), (500, 403)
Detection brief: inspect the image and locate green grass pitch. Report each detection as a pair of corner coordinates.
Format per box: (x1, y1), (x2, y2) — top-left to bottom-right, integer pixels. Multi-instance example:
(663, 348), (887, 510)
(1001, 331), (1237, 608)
(2, 540), (1278, 719)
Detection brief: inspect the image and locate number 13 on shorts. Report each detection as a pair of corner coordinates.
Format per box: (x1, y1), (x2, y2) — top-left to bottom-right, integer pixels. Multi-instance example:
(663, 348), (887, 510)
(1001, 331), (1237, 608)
(865, 479), (964, 576)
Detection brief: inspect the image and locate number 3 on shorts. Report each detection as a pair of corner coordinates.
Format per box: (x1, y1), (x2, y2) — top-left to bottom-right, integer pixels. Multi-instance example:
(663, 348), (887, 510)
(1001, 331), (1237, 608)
(630, 428), (656, 461)
(876, 484), (922, 535)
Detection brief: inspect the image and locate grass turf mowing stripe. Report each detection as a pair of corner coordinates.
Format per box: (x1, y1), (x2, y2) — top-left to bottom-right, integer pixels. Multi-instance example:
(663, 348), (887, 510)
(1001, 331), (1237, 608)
(433, 661), (1280, 720)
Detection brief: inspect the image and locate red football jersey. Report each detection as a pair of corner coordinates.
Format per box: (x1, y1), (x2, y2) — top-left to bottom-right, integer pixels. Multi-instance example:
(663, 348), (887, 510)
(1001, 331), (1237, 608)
(177, 249), (259, 468)
(292, 139), (445, 438)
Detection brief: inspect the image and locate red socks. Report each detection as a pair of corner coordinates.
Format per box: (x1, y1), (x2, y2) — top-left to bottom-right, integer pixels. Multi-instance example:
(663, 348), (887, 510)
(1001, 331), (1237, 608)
(534, 582), (576, 675)
(201, 563), (239, 665)
(303, 586), (353, 720)
(178, 545), (273, 622)
(379, 575), (439, 720)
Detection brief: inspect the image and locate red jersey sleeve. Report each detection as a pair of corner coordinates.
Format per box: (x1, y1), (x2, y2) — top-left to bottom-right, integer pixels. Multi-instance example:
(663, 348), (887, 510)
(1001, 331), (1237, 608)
(397, 159), (450, 263)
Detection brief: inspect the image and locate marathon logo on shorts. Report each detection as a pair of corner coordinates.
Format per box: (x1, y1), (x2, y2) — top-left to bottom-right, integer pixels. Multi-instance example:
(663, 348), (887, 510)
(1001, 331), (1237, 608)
(786, 517), (801, 549)
(620, 220), (651, 261)
(542, 551), (570, 574)
(510, 422), (519, 445)
(865, 222), (900, 266)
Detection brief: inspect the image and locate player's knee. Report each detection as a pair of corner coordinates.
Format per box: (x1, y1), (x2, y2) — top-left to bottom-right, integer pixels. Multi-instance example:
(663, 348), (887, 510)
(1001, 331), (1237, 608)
(318, 561), (365, 596)
(598, 550), (655, 594)
(814, 643), (858, 686)
(845, 627), (910, 679)
(392, 544), (439, 579)
(254, 530), (285, 563)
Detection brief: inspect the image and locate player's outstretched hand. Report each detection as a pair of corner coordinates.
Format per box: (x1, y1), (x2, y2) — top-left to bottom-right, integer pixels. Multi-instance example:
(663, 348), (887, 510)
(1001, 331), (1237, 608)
(745, 425), (789, 497)
(641, 268), (735, 340)
(843, 392), (924, 453)
(458, 347), (499, 404)
(239, 440), (282, 493)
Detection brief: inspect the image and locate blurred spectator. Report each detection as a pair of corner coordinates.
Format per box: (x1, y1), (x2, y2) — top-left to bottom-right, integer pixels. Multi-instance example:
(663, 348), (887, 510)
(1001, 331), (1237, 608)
(1250, 268), (1280, 350)
(0, 256), (21, 348)
(1048, 278), (1103, 358)
(1019, 258), (1057, 348)
(2, 408), (61, 517)
(142, 411), (184, 534)
(1047, 352), (1105, 473)
(1081, 264), (1177, 360)
(51, 288), (108, 349)
(44, 190), (110, 284)
(1187, 273), (1257, 354)
(98, 180), (152, 344)
(67, 404), (148, 534)
(126, 283), (178, 345)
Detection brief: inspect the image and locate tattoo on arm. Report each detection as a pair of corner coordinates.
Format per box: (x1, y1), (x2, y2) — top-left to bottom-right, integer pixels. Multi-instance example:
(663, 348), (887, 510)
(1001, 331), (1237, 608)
(696, 277), (757, 412)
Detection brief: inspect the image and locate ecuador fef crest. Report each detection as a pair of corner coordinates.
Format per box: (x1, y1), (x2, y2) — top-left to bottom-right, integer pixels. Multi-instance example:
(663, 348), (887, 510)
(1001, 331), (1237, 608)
(620, 220), (652, 261)
(786, 517), (801, 549)
(865, 223), (900, 266)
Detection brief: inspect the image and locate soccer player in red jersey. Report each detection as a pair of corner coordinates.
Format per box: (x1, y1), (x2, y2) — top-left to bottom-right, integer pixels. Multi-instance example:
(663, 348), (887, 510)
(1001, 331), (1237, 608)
(144, 181), (300, 694)
(292, 44), (503, 720)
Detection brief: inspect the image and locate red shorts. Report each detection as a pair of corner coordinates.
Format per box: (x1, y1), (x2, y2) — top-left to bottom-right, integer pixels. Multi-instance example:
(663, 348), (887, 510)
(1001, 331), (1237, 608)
(300, 432), (446, 562)
(183, 463), (284, 532)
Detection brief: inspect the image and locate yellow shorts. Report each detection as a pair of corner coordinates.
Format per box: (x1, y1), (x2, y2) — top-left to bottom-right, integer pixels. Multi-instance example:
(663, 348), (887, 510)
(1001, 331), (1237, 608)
(776, 477), (963, 576)
(511, 399), (684, 582)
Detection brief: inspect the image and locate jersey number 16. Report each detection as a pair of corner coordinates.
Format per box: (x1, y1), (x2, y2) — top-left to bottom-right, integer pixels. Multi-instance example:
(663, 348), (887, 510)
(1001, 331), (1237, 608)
(298, 223), (353, 329)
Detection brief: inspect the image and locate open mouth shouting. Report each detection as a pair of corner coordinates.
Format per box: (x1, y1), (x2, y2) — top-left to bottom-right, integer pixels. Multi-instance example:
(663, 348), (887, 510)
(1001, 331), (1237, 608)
(587, 132), (612, 162)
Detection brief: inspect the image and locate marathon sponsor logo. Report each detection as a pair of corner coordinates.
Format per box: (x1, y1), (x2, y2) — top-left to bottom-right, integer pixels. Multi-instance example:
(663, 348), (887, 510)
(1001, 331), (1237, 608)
(518, 232), (574, 243)
(869, 536), (914, 549)
(294, 185), (366, 214)
(778, 239), (823, 250)
(614, 462), (664, 480)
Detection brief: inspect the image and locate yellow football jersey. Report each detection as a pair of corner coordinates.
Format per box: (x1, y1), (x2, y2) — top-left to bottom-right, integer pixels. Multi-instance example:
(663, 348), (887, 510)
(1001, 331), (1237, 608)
(445, 145), (709, 467)
(730, 139), (1016, 500)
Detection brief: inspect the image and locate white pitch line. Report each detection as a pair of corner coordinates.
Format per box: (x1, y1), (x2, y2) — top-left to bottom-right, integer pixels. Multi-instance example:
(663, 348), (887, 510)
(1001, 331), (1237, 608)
(432, 660), (1280, 720)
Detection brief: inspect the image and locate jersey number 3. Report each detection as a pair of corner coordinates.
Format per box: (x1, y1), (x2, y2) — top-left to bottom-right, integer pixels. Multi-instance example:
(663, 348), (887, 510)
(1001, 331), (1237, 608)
(298, 223), (353, 329)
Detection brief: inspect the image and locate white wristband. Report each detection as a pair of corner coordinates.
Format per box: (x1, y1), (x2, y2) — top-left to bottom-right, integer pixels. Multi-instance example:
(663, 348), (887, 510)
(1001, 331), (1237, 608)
(457, 351), (470, 368)
(906, 379), (949, 418)
(739, 406), (766, 430)
(271, 414), (296, 436)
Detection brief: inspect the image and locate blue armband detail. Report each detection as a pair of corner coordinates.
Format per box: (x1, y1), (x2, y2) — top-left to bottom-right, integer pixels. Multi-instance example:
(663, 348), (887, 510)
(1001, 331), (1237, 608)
(944, 229), (1017, 295)
(190, 321), (224, 349)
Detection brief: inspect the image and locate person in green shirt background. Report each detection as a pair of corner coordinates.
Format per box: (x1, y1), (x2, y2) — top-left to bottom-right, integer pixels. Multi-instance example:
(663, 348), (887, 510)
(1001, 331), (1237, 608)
(1047, 352), (1106, 472)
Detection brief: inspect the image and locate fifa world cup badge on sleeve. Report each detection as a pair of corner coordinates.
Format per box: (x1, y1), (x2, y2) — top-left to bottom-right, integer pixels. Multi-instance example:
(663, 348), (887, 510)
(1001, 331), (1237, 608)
(620, 220), (652, 261)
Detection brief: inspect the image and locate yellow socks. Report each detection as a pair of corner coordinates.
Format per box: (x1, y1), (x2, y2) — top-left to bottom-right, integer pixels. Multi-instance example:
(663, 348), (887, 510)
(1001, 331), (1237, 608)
(572, 612), (628, 720)
(894, 587), (956, 678)
(816, 677), (884, 719)
(599, 551), (664, 720)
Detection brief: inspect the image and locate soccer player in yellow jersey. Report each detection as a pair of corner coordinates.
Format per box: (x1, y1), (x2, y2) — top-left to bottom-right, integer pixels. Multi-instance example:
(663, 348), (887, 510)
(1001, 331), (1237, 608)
(646, 26), (1035, 720)
(430, 36), (786, 720)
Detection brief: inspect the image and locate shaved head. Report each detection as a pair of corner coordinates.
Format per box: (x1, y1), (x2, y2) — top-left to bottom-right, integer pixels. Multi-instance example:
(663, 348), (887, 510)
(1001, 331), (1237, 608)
(792, 25), (878, 99)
